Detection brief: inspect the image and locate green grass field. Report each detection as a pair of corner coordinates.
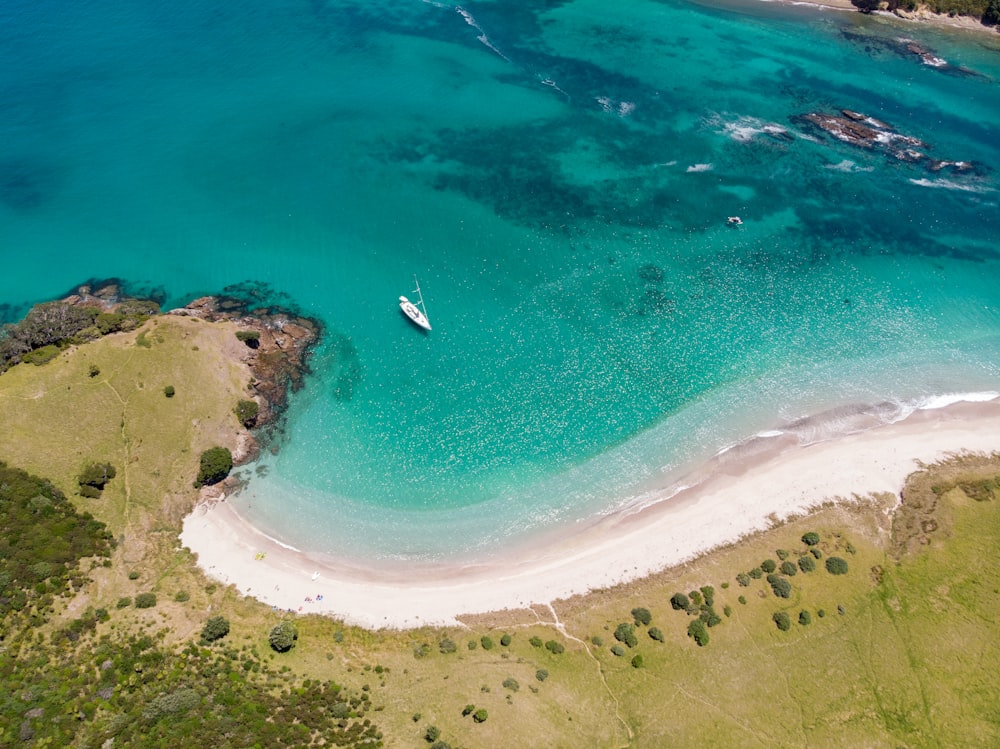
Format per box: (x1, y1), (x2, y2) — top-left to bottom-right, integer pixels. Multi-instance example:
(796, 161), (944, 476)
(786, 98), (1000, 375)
(1, 320), (997, 748)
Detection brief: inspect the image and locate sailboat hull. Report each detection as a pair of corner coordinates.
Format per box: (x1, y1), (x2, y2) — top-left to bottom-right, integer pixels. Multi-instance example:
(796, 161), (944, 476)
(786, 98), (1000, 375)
(399, 296), (431, 331)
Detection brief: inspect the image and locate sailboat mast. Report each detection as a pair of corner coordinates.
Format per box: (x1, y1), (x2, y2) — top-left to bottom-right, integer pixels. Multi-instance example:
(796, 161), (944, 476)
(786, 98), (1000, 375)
(413, 275), (428, 320)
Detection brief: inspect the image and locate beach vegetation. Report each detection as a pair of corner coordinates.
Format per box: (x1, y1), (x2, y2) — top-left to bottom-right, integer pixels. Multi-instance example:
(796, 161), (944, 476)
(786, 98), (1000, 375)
(810, 547), (823, 559)
(802, 531), (820, 546)
(688, 589), (703, 605)
(195, 446), (233, 487)
(631, 654), (644, 668)
(78, 462), (116, 497)
(425, 725), (440, 742)
(773, 612), (791, 631)
(438, 638), (457, 654)
(134, 592), (157, 608)
(761, 559), (777, 573)
(614, 623), (638, 648)
(480, 635), (494, 650)
(670, 592), (690, 610)
(799, 610), (812, 626)
(610, 644), (626, 656)
(200, 615), (230, 643)
(776, 549), (789, 560)
(462, 704), (475, 717)
(472, 709), (488, 723)
(766, 574), (792, 599)
(631, 606), (652, 626)
(687, 619), (709, 646)
(269, 621), (298, 652)
(235, 398), (259, 428)
(591, 635), (603, 647)
(736, 572), (750, 587)
(236, 329), (261, 348)
(700, 585), (715, 605)
(529, 636), (543, 648)
(780, 560), (798, 576)
(502, 677), (519, 692)
(738, 595), (747, 605)
(545, 640), (565, 655)
(798, 555), (816, 573)
(826, 557), (850, 575)
(648, 627), (665, 642)
(536, 669), (548, 681)
(748, 566), (764, 579)
(164, 384), (175, 397)
(500, 633), (512, 646)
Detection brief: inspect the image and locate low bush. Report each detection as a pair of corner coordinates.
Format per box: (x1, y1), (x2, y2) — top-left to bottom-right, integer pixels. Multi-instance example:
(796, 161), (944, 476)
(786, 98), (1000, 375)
(798, 555), (816, 573)
(235, 399), (259, 428)
(776, 549), (789, 561)
(502, 678), (519, 692)
(235, 330), (261, 348)
(78, 463), (116, 493)
(174, 590), (190, 602)
(766, 574), (791, 599)
(528, 636), (543, 648)
(799, 610), (812, 626)
(700, 585), (715, 606)
(736, 572), (750, 587)
(631, 606), (652, 626)
(687, 619), (709, 647)
(500, 633), (512, 646)
(801, 531), (820, 546)
(195, 446), (232, 487)
(200, 615), (230, 643)
(648, 627), (665, 642)
(544, 640), (564, 655)
(748, 566), (764, 579)
(773, 612), (791, 631)
(810, 547), (823, 559)
(116, 596), (131, 609)
(670, 592), (689, 610)
(480, 635), (494, 650)
(462, 704), (475, 717)
(472, 709), (488, 724)
(438, 638), (456, 654)
(631, 654), (644, 668)
(689, 590), (703, 605)
(780, 560), (798, 577)
(88, 364), (100, 377)
(591, 635), (603, 647)
(614, 623), (638, 648)
(23, 345), (60, 366)
(269, 621), (298, 652)
(164, 385), (175, 398)
(610, 644), (626, 656)
(761, 559), (777, 573)
(134, 592), (157, 609)
(826, 557), (849, 575)
(536, 669), (548, 682)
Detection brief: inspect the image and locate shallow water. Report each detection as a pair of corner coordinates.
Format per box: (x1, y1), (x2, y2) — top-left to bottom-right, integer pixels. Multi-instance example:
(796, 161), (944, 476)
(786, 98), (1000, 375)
(2, 0), (999, 562)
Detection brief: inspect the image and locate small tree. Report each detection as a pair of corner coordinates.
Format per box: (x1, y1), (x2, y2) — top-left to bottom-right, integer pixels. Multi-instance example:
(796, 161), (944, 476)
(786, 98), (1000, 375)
(766, 574), (791, 599)
(163, 385), (175, 398)
(535, 669), (548, 682)
(761, 559), (777, 574)
(78, 463), (116, 495)
(773, 612), (791, 631)
(269, 621), (298, 652)
(687, 619), (709, 647)
(480, 635), (494, 650)
(544, 640), (565, 655)
(748, 566), (764, 579)
(235, 329), (261, 349)
(528, 636), (543, 648)
(134, 592), (157, 609)
(195, 446), (233, 487)
(670, 592), (689, 610)
(700, 586), (715, 606)
(235, 399), (259, 428)
(798, 555), (816, 573)
(200, 615), (230, 643)
(648, 627), (665, 642)
(780, 560), (798, 577)
(826, 557), (849, 575)
(472, 709), (488, 724)
(631, 654), (644, 668)
(461, 704), (475, 717)
(502, 678), (519, 692)
(801, 531), (820, 546)
(610, 644), (626, 657)
(614, 623), (638, 648)
(438, 638), (456, 654)
(500, 633), (512, 646)
(736, 572), (750, 587)
(799, 610), (812, 626)
(631, 606), (652, 626)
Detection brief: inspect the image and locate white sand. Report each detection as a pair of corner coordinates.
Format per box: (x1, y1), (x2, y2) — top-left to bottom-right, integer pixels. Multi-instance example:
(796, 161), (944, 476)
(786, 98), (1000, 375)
(180, 399), (1000, 630)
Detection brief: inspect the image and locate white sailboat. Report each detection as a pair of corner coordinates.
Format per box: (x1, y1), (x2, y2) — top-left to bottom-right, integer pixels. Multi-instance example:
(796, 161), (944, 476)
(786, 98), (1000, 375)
(399, 276), (431, 331)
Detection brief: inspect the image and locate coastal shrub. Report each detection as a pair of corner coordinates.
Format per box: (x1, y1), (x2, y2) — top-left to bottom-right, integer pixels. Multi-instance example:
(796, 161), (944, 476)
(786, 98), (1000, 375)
(235, 399), (259, 428)
(235, 329), (261, 348)
(736, 572), (750, 587)
(780, 561), (798, 577)
(766, 574), (792, 599)
(529, 636), (543, 648)
(79, 485), (102, 499)
(799, 610), (812, 626)
(269, 621), (298, 652)
(817, 609), (826, 618)
(810, 547), (823, 560)
(798, 555), (816, 573)
(430, 741), (451, 749)
(200, 616), (230, 643)
(631, 654), (644, 669)
(748, 566), (764, 579)
(591, 635), (603, 647)
(614, 623), (638, 648)
(700, 586), (715, 606)
(610, 645), (626, 657)
(195, 446), (233, 487)
(128, 570), (140, 580)
(687, 619), (709, 647)
(700, 608), (722, 628)
(536, 669), (548, 682)
(689, 590), (703, 605)
(802, 531), (820, 546)
(500, 633), (512, 646)
(23, 344), (60, 366)
(670, 592), (689, 610)
(134, 592), (157, 609)
(648, 627), (665, 642)
(438, 638), (456, 654)
(467, 640), (477, 650)
(723, 605), (732, 618)
(544, 640), (564, 655)
(761, 559), (777, 574)
(462, 704), (475, 717)
(424, 725), (440, 742)
(473, 709), (488, 724)
(845, 542), (856, 554)
(838, 604), (847, 615)
(174, 590), (190, 602)
(773, 612), (791, 631)
(78, 463), (116, 493)
(480, 635), (494, 650)
(116, 596), (131, 609)
(502, 677), (519, 692)
(776, 549), (789, 561)
(631, 606), (652, 626)
(826, 557), (850, 575)
(164, 385), (175, 398)
(985, 0), (1000, 24)
(738, 595), (747, 605)
(88, 364), (100, 377)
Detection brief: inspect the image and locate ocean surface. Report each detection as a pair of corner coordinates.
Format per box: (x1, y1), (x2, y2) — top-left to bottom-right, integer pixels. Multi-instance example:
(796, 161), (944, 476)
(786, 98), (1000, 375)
(2, 0), (999, 564)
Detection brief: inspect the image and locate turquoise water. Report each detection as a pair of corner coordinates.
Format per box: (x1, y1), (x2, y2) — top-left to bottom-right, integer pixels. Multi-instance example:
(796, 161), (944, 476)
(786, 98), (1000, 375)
(2, 0), (999, 562)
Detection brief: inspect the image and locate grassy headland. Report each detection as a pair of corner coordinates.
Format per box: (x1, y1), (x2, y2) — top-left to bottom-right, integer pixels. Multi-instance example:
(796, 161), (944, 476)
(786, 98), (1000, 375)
(0, 312), (998, 747)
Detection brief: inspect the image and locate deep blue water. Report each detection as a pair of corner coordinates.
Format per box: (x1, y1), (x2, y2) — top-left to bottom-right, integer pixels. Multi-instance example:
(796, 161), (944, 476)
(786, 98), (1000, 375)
(2, 0), (999, 562)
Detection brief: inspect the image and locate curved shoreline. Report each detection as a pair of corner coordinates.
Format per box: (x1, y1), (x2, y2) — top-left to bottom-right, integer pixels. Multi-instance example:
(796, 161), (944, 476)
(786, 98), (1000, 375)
(180, 396), (1000, 630)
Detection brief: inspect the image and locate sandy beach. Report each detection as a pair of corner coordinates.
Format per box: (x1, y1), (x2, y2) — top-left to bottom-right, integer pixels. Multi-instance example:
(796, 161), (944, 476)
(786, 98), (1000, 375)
(181, 397), (1000, 630)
